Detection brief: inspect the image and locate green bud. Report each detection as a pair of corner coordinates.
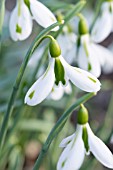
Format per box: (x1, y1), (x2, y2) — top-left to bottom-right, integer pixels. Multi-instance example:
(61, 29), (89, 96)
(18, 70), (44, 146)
(77, 104), (89, 124)
(49, 39), (61, 58)
(54, 58), (66, 85)
(56, 12), (64, 22)
(78, 18), (89, 35)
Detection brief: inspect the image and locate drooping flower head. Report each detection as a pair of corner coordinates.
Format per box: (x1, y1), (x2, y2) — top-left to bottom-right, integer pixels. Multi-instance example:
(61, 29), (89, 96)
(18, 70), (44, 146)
(57, 105), (113, 170)
(91, 0), (113, 43)
(25, 36), (101, 106)
(9, 0), (58, 41)
(9, 0), (33, 41)
(77, 14), (113, 77)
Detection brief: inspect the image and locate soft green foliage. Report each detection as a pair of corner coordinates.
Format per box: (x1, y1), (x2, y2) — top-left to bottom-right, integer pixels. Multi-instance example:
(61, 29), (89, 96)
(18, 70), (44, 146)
(0, 0), (113, 170)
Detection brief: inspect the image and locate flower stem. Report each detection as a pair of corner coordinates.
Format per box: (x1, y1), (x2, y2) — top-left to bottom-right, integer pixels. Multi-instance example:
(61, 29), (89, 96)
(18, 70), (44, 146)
(0, 22), (62, 150)
(33, 92), (95, 170)
(55, 0), (86, 37)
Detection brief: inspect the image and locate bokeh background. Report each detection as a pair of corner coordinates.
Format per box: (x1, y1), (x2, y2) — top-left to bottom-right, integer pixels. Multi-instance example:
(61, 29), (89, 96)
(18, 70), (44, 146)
(0, 0), (113, 169)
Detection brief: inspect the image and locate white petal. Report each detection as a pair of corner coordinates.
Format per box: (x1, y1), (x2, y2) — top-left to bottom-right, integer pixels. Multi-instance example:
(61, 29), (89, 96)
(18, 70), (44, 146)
(91, 10), (112, 43)
(60, 56), (101, 92)
(30, 0), (58, 31)
(64, 82), (72, 94)
(57, 33), (77, 64)
(59, 133), (75, 148)
(50, 84), (64, 100)
(86, 123), (113, 169)
(9, 1), (32, 41)
(25, 59), (55, 106)
(57, 125), (85, 170)
(78, 40), (101, 78)
(92, 44), (113, 74)
(28, 46), (44, 67)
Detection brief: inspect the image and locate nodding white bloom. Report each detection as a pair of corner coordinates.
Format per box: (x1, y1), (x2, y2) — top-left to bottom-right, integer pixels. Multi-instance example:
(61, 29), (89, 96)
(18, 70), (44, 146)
(77, 17), (113, 78)
(91, 1), (113, 43)
(25, 37), (100, 106)
(9, 0), (58, 41)
(49, 82), (72, 101)
(78, 34), (113, 77)
(29, 0), (59, 31)
(9, 0), (32, 41)
(57, 123), (113, 170)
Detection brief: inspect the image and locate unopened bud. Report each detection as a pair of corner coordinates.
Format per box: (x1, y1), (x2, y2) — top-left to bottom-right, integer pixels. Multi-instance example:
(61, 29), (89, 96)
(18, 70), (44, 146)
(49, 38), (61, 58)
(77, 104), (89, 124)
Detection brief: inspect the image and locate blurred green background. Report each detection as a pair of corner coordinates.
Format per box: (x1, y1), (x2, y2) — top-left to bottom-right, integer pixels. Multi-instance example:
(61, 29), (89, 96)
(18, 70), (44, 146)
(0, 0), (113, 169)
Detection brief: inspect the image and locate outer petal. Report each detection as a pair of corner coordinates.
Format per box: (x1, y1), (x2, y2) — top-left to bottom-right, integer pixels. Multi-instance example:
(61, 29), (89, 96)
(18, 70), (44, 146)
(91, 9), (112, 43)
(30, 0), (58, 31)
(60, 56), (101, 92)
(91, 44), (113, 74)
(9, 1), (32, 41)
(57, 125), (85, 170)
(59, 133), (75, 148)
(78, 42), (101, 78)
(57, 33), (77, 64)
(28, 47), (44, 67)
(86, 123), (113, 169)
(25, 59), (55, 106)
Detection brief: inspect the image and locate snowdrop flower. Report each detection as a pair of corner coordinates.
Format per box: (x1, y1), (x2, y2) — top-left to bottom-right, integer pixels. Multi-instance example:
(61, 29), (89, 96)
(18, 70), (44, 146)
(9, 0), (32, 41)
(77, 15), (113, 77)
(29, 0), (59, 31)
(9, 0), (58, 41)
(91, 0), (113, 43)
(57, 105), (113, 170)
(25, 36), (101, 106)
(49, 82), (72, 101)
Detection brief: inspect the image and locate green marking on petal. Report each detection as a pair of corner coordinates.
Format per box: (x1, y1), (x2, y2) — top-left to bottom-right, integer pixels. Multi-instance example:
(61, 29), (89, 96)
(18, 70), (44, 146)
(16, 24), (22, 33)
(88, 62), (92, 71)
(62, 160), (66, 167)
(24, 0), (30, 10)
(29, 91), (35, 99)
(67, 140), (71, 144)
(82, 126), (89, 152)
(109, 3), (113, 12)
(54, 58), (66, 85)
(88, 76), (96, 83)
(18, 0), (21, 16)
(83, 41), (89, 57)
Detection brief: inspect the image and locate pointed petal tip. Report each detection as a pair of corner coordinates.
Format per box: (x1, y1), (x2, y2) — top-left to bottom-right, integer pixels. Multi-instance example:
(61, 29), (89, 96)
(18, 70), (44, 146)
(86, 123), (113, 169)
